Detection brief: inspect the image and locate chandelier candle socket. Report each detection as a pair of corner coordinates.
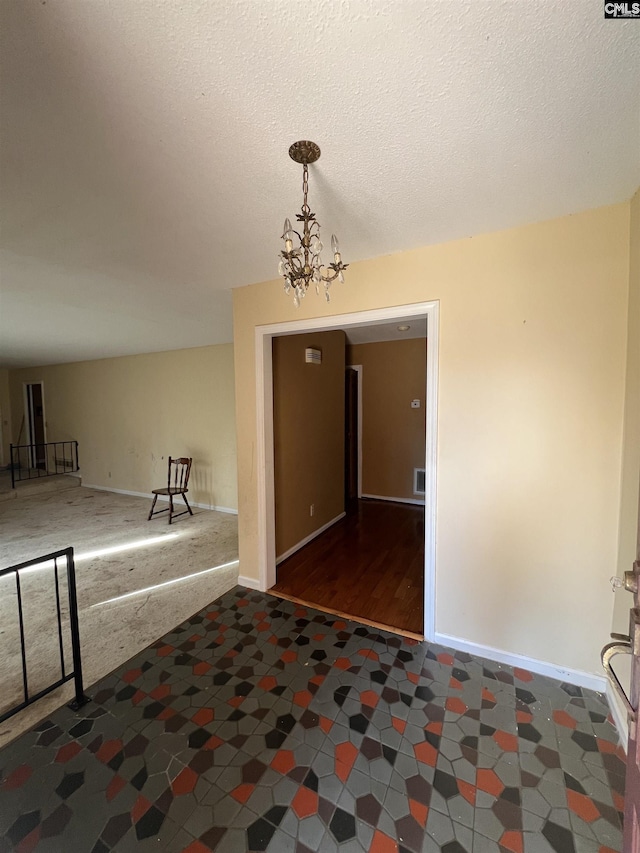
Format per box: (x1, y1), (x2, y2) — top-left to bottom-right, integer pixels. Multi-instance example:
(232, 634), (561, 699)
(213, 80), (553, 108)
(279, 141), (348, 306)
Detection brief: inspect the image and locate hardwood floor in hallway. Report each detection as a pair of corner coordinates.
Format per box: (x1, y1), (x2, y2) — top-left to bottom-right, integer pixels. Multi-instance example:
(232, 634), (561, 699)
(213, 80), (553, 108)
(271, 498), (425, 635)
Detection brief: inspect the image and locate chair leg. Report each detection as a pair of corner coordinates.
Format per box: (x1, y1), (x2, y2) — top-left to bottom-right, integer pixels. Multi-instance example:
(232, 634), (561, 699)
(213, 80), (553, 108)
(169, 495), (174, 524)
(148, 494), (158, 521)
(183, 494), (193, 516)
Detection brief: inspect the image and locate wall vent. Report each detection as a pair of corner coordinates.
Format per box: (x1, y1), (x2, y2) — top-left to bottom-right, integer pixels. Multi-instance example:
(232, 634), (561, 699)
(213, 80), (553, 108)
(413, 468), (426, 496)
(305, 347), (322, 364)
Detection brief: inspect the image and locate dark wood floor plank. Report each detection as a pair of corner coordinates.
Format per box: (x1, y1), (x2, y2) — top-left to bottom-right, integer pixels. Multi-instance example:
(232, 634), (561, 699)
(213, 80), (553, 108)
(271, 499), (425, 634)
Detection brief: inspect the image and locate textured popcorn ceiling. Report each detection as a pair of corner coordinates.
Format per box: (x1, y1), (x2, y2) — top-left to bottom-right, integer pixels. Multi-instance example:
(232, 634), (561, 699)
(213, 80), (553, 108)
(0, 0), (638, 366)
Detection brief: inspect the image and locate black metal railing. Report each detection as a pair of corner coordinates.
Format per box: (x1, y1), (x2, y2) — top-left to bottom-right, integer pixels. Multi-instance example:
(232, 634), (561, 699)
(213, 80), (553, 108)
(10, 440), (79, 488)
(0, 547), (90, 724)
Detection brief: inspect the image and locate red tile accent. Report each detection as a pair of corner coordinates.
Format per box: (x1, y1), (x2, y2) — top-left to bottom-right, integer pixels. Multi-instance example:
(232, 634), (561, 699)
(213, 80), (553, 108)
(254, 611), (268, 620)
(457, 779), (476, 805)
(256, 621), (270, 631)
(291, 786), (319, 818)
(193, 662), (211, 676)
(392, 717), (407, 734)
(122, 668), (142, 683)
(516, 710), (532, 723)
(476, 769), (504, 797)
(1, 764), (32, 790)
(499, 830), (524, 853)
(106, 774), (126, 802)
(231, 783), (254, 803)
(55, 742), (82, 764)
(437, 652), (454, 665)
(357, 649), (379, 661)
(334, 657), (352, 670)
(309, 674), (325, 686)
(567, 790), (600, 822)
(407, 671), (419, 684)
(333, 620), (347, 630)
(425, 721), (442, 736)
(414, 742), (438, 766)
(205, 610), (220, 621)
(313, 633), (326, 641)
(370, 829), (399, 852)
(188, 634), (201, 643)
(360, 690), (380, 708)
(482, 688), (497, 704)
(449, 677), (463, 690)
(294, 607), (308, 617)
(158, 707), (176, 720)
(192, 708), (215, 727)
(553, 710), (577, 729)
(513, 668), (533, 682)
(613, 791), (625, 812)
(132, 690), (146, 706)
(293, 690), (312, 708)
(493, 730), (519, 752)
(237, 598), (249, 607)
(172, 767), (199, 796)
(445, 697), (467, 715)
(404, 637), (419, 646)
(204, 735), (224, 751)
(310, 715), (328, 734)
(96, 739), (123, 764)
(180, 841), (211, 853)
(409, 799), (428, 827)
(228, 696), (245, 708)
(131, 794), (152, 822)
(151, 684), (171, 700)
(157, 644), (174, 656)
(16, 827), (40, 853)
(271, 750), (296, 775)
(597, 738), (619, 754)
(280, 650), (297, 664)
(335, 742), (358, 781)
(259, 676), (278, 691)
(599, 847), (621, 853)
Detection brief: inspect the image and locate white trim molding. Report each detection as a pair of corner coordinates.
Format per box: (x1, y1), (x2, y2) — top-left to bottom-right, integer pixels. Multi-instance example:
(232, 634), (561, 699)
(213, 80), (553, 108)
(237, 575), (261, 591)
(434, 631), (608, 693)
(361, 493), (425, 507)
(255, 300), (439, 639)
(82, 483), (238, 515)
(276, 512), (346, 565)
(606, 680), (629, 751)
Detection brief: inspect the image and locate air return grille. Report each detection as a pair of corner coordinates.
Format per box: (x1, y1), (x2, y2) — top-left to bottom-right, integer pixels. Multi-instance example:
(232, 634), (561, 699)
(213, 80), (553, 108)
(413, 468), (426, 496)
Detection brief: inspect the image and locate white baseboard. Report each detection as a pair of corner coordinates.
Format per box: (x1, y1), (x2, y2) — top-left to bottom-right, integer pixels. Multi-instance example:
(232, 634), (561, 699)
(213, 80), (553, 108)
(237, 575), (261, 591)
(361, 493), (425, 507)
(606, 679), (629, 751)
(276, 512), (346, 565)
(82, 483), (238, 515)
(434, 631), (608, 693)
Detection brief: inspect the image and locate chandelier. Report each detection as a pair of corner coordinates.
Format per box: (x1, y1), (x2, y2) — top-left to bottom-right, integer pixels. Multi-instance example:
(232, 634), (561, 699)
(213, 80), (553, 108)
(278, 141), (348, 306)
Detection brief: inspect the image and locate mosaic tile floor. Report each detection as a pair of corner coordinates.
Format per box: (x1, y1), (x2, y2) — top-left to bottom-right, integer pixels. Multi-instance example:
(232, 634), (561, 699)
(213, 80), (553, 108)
(0, 587), (626, 852)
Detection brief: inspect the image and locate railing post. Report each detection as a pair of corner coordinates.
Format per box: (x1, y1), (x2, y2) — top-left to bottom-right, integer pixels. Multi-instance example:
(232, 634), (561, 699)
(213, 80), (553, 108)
(75, 441), (79, 472)
(10, 444), (15, 489)
(65, 548), (90, 712)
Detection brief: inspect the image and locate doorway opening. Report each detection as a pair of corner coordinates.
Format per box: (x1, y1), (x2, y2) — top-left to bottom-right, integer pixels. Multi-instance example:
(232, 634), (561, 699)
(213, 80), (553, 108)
(24, 382), (47, 470)
(255, 301), (439, 640)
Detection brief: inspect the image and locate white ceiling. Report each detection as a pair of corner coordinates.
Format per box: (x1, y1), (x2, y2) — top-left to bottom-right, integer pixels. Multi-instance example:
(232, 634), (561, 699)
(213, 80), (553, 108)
(345, 319), (426, 346)
(1, 1), (638, 368)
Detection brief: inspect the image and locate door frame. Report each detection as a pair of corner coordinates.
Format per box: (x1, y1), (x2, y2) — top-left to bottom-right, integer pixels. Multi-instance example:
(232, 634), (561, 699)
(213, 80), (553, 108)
(23, 381), (47, 468)
(255, 301), (439, 641)
(345, 364), (363, 499)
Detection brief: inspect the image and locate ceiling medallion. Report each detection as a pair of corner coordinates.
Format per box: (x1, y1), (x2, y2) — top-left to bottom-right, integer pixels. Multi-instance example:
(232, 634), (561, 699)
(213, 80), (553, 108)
(278, 141), (348, 307)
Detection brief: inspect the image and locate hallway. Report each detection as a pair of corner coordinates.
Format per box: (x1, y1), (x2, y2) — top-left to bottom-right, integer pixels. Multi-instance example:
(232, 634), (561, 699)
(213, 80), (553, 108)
(272, 500), (424, 636)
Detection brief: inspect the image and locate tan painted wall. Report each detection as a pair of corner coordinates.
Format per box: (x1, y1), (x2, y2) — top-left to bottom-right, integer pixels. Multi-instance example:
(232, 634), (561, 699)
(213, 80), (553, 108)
(273, 331), (345, 556)
(612, 186), (640, 634)
(8, 345), (237, 509)
(0, 368), (11, 467)
(233, 202), (629, 677)
(348, 338), (427, 502)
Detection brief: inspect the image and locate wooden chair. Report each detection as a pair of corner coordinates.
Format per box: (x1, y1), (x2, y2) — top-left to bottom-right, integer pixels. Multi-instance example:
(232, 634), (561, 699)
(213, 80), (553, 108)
(148, 457), (193, 524)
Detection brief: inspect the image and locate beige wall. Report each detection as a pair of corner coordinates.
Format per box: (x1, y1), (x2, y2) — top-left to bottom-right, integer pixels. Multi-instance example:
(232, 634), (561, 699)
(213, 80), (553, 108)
(0, 368), (11, 467)
(233, 202), (630, 677)
(612, 187), (640, 633)
(273, 331), (345, 556)
(348, 338), (427, 501)
(8, 345), (237, 510)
